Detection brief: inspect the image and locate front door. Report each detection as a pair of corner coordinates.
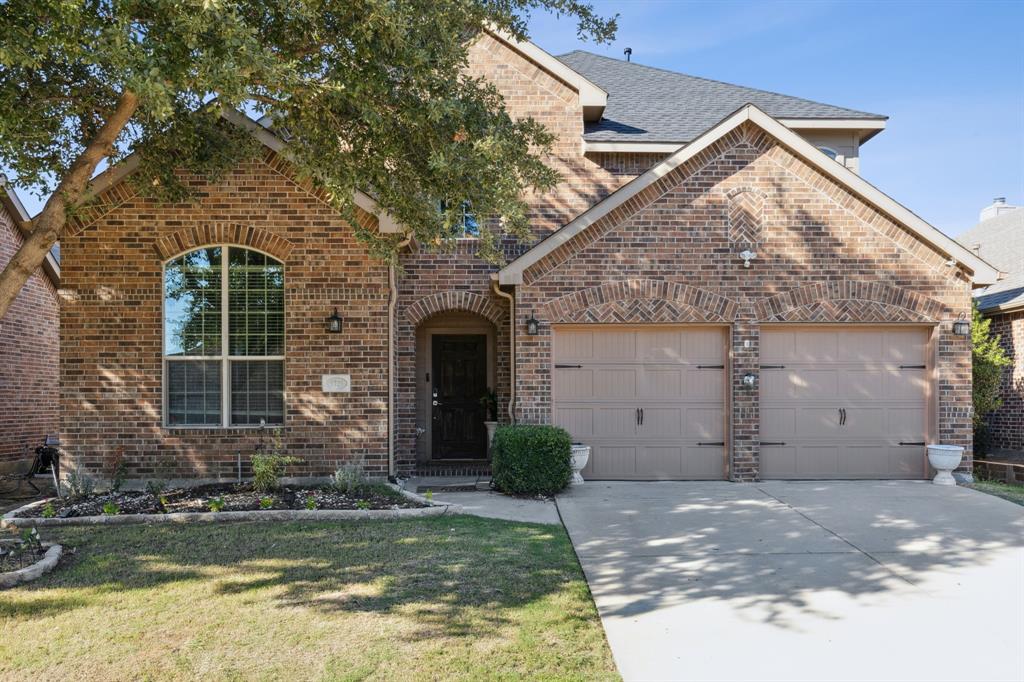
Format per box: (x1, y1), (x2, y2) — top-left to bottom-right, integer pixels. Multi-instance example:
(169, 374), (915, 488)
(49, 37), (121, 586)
(431, 334), (488, 459)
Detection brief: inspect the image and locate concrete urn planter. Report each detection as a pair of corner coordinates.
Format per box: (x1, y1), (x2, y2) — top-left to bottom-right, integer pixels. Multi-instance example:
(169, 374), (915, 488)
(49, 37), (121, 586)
(570, 444), (591, 485)
(484, 421), (498, 456)
(927, 444), (965, 486)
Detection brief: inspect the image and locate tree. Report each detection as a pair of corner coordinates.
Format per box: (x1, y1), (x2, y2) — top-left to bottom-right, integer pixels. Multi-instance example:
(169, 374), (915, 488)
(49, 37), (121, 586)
(971, 303), (1011, 454)
(0, 0), (616, 319)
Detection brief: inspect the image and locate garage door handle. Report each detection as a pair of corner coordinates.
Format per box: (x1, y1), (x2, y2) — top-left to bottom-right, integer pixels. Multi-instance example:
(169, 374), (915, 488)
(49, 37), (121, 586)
(899, 365), (926, 369)
(697, 441), (725, 446)
(640, 408), (644, 425)
(554, 364), (582, 369)
(761, 442), (786, 446)
(697, 364), (724, 369)
(899, 441), (926, 446)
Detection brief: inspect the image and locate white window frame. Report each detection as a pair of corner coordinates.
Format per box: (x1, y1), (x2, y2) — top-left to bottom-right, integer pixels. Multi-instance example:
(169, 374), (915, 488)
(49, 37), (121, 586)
(162, 245), (286, 429)
(818, 146), (839, 160)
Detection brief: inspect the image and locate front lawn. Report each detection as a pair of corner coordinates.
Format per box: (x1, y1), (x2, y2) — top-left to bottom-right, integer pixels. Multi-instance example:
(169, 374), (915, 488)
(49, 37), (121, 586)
(968, 480), (1024, 506)
(1, 517), (617, 681)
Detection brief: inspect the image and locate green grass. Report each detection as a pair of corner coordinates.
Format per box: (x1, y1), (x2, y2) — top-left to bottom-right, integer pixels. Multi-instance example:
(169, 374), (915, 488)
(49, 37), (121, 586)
(969, 480), (1024, 506)
(0, 517), (618, 681)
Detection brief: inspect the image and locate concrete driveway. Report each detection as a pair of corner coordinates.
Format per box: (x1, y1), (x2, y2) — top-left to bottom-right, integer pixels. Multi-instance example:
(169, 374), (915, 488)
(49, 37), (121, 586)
(557, 481), (1024, 682)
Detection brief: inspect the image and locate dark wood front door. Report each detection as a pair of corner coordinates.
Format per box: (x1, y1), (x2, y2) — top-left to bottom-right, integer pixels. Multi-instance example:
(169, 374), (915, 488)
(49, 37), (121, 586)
(431, 334), (488, 459)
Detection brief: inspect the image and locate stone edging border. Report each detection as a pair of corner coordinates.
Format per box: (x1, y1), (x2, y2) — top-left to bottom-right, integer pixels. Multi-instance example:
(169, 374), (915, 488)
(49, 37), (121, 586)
(1, 484), (462, 528)
(0, 542), (63, 589)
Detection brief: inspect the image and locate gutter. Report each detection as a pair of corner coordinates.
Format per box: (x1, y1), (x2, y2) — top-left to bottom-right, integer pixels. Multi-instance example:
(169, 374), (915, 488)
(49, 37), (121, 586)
(491, 280), (517, 423)
(387, 236), (413, 478)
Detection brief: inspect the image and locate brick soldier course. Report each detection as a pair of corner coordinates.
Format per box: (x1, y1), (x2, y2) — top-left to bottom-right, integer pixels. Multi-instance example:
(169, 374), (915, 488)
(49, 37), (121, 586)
(54, 31), (993, 482)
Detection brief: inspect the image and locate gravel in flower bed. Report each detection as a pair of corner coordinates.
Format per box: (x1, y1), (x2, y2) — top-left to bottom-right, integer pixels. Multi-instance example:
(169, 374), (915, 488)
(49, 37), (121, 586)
(14, 483), (424, 519)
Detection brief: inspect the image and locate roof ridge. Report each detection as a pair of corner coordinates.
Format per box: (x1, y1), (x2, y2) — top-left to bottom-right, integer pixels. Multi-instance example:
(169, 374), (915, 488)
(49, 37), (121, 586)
(557, 49), (886, 120)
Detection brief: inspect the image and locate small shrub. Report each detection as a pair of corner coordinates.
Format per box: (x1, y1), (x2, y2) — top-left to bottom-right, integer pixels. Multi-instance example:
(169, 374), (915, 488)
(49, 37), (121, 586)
(491, 425), (572, 496)
(355, 499), (371, 510)
(146, 480), (167, 497)
(41, 502), (56, 518)
(208, 497), (225, 512)
(61, 467), (96, 501)
(330, 463), (364, 494)
(101, 501), (120, 516)
(259, 496), (274, 510)
(105, 446), (128, 493)
(972, 304), (1012, 455)
(251, 433), (300, 493)
(304, 495), (317, 510)
(158, 495), (170, 513)
(424, 489), (433, 502)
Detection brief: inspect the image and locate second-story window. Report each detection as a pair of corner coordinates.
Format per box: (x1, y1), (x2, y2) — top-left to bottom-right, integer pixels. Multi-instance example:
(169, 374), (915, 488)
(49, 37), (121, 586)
(440, 200), (480, 238)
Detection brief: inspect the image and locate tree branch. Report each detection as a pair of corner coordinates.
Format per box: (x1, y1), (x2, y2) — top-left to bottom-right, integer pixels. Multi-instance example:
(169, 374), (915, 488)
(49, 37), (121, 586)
(0, 90), (139, 319)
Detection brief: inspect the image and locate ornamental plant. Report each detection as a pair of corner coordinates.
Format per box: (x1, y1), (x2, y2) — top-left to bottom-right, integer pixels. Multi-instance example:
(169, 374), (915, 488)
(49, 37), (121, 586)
(972, 304), (1011, 454)
(0, 0), (615, 319)
(490, 425), (572, 496)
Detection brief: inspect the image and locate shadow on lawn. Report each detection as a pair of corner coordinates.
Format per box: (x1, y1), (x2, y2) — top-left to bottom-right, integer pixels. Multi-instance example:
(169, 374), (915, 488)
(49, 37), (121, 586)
(10, 516), (586, 641)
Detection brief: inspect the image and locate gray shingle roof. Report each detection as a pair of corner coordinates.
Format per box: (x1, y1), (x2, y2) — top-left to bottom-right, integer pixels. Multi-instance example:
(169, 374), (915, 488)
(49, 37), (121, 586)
(557, 51), (887, 143)
(957, 207), (1024, 312)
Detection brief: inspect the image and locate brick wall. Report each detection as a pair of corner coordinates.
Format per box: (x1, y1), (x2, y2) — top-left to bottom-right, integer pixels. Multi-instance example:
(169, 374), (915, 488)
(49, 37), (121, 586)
(0, 206), (59, 466)
(985, 310), (1024, 451)
(60, 152), (391, 481)
(514, 122), (974, 480)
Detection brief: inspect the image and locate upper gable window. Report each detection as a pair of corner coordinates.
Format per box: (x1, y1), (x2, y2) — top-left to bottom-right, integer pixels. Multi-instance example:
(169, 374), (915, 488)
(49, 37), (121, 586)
(440, 200), (480, 238)
(163, 246), (284, 427)
(818, 146), (839, 160)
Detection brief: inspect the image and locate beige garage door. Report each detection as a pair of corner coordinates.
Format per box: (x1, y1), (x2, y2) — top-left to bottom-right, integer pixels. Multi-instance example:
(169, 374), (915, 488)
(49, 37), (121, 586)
(760, 327), (930, 479)
(552, 326), (726, 480)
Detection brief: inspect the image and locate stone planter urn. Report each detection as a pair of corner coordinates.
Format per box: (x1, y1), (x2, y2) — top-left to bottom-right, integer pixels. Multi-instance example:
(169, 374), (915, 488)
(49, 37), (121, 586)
(484, 421), (498, 456)
(927, 444), (965, 486)
(570, 443), (591, 485)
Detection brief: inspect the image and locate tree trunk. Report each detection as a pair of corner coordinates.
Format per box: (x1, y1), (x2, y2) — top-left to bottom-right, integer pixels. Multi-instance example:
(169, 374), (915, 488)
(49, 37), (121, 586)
(0, 91), (138, 319)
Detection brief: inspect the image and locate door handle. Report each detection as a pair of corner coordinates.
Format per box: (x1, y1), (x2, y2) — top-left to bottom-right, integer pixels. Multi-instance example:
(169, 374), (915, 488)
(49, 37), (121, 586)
(838, 408), (846, 426)
(432, 400), (440, 406)
(636, 408), (640, 426)
(640, 408), (644, 425)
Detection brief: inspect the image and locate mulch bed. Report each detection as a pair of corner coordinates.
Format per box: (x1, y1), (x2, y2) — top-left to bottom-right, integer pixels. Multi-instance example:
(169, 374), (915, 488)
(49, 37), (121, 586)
(12, 483), (424, 519)
(0, 543), (47, 572)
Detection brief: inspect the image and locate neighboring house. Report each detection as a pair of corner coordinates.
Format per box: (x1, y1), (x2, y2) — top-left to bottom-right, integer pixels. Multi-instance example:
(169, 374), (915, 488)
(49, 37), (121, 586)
(0, 178), (60, 474)
(57, 32), (997, 483)
(958, 198), (1024, 452)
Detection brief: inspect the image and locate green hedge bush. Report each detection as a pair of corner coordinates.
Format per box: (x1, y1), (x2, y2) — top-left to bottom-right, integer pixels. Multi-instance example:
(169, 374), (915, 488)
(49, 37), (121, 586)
(491, 425), (573, 496)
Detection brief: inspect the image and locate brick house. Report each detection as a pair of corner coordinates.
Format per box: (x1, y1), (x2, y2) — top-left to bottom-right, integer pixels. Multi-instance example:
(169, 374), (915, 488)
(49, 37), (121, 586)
(958, 199), (1023, 453)
(57, 31), (998, 483)
(0, 178), (60, 474)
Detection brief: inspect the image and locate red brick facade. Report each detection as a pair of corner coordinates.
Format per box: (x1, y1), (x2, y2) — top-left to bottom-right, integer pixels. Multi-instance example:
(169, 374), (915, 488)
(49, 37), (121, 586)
(0, 203), (59, 467)
(58, 33), (975, 482)
(985, 310), (1024, 451)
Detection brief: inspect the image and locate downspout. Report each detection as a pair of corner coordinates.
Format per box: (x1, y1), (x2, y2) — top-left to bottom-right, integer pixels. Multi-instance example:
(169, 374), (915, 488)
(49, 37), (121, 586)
(491, 280), (516, 424)
(388, 236), (412, 479)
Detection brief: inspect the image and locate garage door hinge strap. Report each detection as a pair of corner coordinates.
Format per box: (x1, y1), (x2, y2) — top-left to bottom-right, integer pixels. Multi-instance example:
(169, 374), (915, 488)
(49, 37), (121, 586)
(759, 365), (785, 369)
(898, 365), (926, 369)
(554, 364), (582, 369)
(898, 441), (926, 446)
(697, 364), (724, 369)
(760, 442), (786, 446)
(697, 441), (725, 446)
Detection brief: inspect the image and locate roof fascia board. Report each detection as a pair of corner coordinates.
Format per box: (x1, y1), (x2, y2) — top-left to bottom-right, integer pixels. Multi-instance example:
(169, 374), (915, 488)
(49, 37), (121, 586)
(497, 106), (754, 285)
(778, 118), (886, 130)
(498, 104), (999, 286)
(584, 141), (686, 154)
(979, 300), (1024, 314)
(0, 177), (60, 285)
(486, 28), (607, 119)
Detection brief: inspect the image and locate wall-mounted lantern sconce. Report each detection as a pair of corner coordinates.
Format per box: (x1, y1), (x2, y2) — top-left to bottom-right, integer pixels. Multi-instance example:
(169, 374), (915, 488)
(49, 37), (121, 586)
(739, 249), (757, 268)
(952, 311), (970, 337)
(742, 372), (757, 388)
(526, 314), (540, 336)
(326, 308), (343, 334)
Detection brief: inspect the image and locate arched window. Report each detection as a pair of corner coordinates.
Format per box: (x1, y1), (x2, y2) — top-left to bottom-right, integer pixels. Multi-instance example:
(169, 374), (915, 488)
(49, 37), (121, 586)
(163, 246), (284, 427)
(818, 146), (839, 160)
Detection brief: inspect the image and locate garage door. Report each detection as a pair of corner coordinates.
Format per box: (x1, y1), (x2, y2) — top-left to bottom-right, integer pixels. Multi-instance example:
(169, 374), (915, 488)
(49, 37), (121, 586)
(552, 326), (726, 480)
(760, 327), (930, 479)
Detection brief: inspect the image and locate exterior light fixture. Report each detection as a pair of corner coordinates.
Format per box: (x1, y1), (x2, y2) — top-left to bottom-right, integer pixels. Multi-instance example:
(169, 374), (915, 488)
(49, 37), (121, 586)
(326, 308), (343, 334)
(739, 249), (757, 268)
(742, 372), (757, 388)
(952, 312), (970, 337)
(526, 314), (540, 336)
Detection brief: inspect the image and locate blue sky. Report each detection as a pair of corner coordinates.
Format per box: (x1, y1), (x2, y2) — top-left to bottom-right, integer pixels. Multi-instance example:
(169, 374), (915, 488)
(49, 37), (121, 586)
(528, 0), (1024, 235)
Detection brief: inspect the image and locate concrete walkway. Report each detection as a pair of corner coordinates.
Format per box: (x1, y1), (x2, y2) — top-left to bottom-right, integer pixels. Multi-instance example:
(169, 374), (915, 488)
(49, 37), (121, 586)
(400, 476), (560, 525)
(557, 480), (1024, 682)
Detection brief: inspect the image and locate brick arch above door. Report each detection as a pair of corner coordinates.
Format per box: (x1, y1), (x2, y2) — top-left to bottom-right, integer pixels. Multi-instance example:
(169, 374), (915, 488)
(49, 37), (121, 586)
(152, 223), (296, 262)
(539, 279), (740, 324)
(755, 280), (947, 323)
(405, 290), (507, 327)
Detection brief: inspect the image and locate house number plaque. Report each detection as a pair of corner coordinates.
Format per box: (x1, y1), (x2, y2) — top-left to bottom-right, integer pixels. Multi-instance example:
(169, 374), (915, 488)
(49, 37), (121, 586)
(321, 374), (352, 393)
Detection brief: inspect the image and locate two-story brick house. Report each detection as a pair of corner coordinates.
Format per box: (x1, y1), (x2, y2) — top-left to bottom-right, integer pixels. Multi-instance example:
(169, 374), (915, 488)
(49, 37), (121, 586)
(57, 31), (998, 483)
